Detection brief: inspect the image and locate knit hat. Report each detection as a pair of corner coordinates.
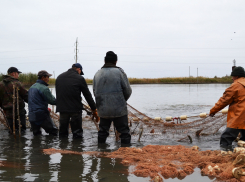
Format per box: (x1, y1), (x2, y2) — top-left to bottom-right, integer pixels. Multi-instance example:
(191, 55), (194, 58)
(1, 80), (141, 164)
(231, 66), (245, 77)
(104, 51), (117, 63)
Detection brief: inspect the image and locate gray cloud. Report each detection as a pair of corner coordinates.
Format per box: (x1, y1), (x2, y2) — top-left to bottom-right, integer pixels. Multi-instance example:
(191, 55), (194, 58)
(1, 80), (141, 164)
(0, 0), (245, 78)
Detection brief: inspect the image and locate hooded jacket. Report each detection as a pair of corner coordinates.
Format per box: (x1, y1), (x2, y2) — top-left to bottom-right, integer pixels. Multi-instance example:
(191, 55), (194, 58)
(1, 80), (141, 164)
(0, 75), (28, 118)
(28, 79), (56, 125)
(55, 68), (96, 112)
(93, 63), (132, 118)
(210, 77), (245, 129)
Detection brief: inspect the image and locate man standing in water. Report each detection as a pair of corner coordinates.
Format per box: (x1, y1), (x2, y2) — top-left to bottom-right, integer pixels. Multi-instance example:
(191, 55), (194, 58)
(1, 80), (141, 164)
(56, 63), (99, 139)
(209, 66), (245, 148)
(28, 70), (58, 136)
(0, 67), (28, 133)
(93, 51), (132, 144)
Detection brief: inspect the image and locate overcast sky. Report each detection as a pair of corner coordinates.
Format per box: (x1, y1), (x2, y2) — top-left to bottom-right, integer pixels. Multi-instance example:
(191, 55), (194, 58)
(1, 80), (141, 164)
(0, 0), (245, 79)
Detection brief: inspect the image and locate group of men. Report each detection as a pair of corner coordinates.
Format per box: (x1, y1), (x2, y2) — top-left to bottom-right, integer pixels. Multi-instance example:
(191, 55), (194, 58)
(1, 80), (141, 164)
(1, 51), (245, 148)
(0, 51), (132, 144)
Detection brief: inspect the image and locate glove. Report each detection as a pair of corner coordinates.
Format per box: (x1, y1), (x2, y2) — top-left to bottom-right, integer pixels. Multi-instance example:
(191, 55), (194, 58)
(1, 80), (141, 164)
(209, 113), (215, 117)
(92, 109), (100, 123)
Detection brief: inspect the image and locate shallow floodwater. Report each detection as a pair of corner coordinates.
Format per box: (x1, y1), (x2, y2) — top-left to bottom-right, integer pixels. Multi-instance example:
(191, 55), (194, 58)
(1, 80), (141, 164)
(0, 84), (231, 181)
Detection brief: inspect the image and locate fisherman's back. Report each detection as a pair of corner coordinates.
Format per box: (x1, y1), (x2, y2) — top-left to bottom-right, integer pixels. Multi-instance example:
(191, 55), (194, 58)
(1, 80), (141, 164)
(28, 79), (56, 125)
(93, 67), (131, 118)
(0, 75), (27, 117)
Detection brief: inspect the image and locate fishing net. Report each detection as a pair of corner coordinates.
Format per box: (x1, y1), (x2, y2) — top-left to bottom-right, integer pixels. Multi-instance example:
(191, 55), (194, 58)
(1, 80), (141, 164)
(127, 104), (227, 143)
(43, 145), (245, 182)
(0, 103), (227, 143)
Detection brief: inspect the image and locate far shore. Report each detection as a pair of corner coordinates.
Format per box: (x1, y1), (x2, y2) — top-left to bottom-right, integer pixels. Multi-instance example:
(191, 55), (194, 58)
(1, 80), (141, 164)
(1, 73), (233, 86)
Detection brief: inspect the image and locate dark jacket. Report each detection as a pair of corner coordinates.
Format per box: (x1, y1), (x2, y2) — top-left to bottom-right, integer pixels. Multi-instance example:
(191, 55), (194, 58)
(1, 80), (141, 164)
(93, 63), (132, 118)
(0, 75), (28, 118)
(55, 68), (96, 112)
(28, 79), (56, 125)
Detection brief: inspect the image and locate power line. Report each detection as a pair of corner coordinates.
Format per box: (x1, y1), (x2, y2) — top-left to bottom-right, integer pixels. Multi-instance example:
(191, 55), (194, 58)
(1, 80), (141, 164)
(0, 59), (244, 65)
(0, 46), (73, 53)
(2, 52), (245, 59)
(0, 53), (73, 59)
(78, 45), (245, 50)
(0, 46), (244, 54)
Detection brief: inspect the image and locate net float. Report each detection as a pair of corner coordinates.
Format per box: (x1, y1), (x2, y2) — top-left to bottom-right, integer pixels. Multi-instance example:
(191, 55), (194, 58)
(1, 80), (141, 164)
(221, 108), (228, 114)
(180, 115), (187, 120)
(199, 113), (207, 118)
(165, 116), (172, 121)
(154, 117), (161, 121)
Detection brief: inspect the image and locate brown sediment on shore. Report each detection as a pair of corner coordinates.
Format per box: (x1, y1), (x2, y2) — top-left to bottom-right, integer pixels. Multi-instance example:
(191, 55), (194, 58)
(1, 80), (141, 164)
(43, 145), (245, 182)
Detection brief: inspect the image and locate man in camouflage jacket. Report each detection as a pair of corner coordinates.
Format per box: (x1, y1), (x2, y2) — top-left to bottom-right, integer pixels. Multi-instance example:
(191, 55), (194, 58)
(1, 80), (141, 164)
(0, 67), (28, 133)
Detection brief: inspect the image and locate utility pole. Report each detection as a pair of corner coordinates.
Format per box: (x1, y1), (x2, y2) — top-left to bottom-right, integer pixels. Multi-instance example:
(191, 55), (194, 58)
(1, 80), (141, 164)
(232, 59), (236, 71)
(197, 68), (198, 84)
(74, 37), (79, 63)
(189, 66), (190, 77)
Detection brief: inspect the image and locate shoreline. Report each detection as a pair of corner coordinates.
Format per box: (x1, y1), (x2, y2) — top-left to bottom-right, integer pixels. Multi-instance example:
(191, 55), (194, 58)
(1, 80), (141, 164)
(1, 73), (233, 86)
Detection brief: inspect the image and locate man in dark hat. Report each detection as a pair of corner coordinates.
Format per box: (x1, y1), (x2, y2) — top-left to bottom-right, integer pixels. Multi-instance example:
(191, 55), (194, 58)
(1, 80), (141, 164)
(55, 63), (99, 139)
(0, 67), (28, 133)
(210, 66), (245, 149)
(93, 51), (132, 144)
(28, 70), (58, 136)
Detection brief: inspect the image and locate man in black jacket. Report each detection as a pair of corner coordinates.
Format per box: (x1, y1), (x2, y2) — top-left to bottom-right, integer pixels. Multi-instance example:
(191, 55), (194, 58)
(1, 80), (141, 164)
(55, 63), (99, 138)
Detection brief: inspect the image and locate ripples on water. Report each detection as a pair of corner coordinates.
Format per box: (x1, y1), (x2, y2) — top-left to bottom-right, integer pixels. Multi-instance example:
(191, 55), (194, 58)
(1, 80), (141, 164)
(0, 84), (231, 181)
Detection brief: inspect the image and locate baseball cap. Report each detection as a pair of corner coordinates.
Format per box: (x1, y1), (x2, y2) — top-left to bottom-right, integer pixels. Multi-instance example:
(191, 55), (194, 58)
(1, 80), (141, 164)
(72, 63), (84, 75)
(38, 70), (52, 77)
(7, 67), (22, 74)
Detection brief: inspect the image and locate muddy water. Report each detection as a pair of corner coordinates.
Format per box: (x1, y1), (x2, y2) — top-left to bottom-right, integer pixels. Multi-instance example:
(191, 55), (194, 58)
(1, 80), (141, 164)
(0, 84), (231, 181)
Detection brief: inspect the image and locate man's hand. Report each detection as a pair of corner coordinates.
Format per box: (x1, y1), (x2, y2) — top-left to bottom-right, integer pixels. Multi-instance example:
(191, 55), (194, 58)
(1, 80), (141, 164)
(92, 109), (100, 123)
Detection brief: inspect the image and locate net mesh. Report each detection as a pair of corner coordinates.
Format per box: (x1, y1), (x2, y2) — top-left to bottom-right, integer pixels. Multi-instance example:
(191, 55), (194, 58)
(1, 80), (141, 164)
(0, 104), (227, 142)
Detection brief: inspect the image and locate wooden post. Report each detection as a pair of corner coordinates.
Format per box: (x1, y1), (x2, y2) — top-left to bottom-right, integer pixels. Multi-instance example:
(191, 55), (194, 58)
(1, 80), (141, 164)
(12, 85), (16, 138)
(16, 86), (21, 136)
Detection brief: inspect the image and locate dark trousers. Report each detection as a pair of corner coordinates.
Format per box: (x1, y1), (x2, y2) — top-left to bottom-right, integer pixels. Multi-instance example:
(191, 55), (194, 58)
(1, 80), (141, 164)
(98, 115), (131, 144)
(30, 116), (58, 136)
(220, 127), (245, 146)
(7, 109), (26, 133)
(59, 112), (83, 138)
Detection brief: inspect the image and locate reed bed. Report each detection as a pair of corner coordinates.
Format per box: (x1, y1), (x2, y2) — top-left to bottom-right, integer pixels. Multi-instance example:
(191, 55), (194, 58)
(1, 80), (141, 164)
(0, 73), (56, 86)
(86, 76), (233, 84)
(128, 76), (232, 84)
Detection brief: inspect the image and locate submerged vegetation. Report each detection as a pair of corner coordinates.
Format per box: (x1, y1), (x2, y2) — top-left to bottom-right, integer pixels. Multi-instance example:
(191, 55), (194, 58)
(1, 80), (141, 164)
(0, 73), (232, 85)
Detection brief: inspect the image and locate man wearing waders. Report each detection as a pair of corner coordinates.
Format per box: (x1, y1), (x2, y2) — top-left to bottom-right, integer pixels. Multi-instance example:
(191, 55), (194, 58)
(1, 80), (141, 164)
(56, 63), (99, 139)
(0, 67), (28, 134)
(28, 70), (58, 136)
(210, 66), (245, 149)
(93, 51), (132, 144)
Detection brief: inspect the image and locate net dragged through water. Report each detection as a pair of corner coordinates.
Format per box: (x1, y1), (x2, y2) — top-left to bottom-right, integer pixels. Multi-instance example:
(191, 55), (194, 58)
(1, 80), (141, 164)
(0, 104), (227, 143)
